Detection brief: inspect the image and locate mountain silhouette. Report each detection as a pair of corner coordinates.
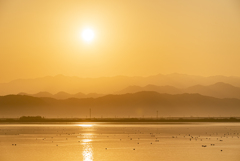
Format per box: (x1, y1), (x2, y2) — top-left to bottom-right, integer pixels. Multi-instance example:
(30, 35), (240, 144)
(32, 92), (54, 98)
(118, 84), (181, 94)
(118, 82), (240, 99)
(18, 91), (104, 99)
(1, 73), (240, 95)
(184, 82), (240, 99)
(1, 91), (240, 117)
(54, 91), (72, 99)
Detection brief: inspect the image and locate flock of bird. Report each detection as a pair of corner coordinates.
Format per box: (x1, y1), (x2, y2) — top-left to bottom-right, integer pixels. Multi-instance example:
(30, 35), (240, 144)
(1, 124), (240, 153)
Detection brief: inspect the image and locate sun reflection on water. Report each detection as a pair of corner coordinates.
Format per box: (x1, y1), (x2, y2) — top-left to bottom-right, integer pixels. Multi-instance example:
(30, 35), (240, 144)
(78, 124), (93, 127)
(83, 143), (93, 161)
(82, 139), (92, 143)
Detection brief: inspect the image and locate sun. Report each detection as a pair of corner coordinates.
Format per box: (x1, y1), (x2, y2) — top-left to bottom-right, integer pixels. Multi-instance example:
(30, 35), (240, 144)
(81, 28), (95, 42)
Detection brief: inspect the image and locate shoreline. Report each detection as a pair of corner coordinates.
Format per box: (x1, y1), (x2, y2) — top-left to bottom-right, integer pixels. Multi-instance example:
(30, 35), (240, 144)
(1, 117), (240, 123)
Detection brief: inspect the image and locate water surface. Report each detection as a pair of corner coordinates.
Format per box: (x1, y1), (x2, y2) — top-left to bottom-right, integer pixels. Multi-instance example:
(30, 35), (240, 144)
(0, 122), (240, 161)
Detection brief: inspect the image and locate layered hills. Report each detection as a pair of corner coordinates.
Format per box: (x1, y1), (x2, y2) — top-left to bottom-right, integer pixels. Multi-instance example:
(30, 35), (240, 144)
(118, 82), (240, 99)
(1, 73), (240, 95)
(1, 92), (240, 118)
(1, 74), (240, 118)
(17, 82), (240, 100)
(18, 91), (104, 99)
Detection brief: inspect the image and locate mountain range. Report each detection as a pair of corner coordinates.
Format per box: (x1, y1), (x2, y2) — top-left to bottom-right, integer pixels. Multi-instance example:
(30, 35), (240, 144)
(1, 91), (240, 117)
(13, 82), (240, 100)
(1, 74), (240, 118)
(1, 73), (240, 95)
(18, 91), (104, 100)
(118, 82), (240, 99)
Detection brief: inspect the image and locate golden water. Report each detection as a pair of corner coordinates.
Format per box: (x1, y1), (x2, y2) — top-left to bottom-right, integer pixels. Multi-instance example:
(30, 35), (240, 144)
(0, 122), (240, 161)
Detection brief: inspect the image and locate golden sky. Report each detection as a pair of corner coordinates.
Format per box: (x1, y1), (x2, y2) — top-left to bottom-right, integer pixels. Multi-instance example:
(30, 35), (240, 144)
(0, 0), (240, 83)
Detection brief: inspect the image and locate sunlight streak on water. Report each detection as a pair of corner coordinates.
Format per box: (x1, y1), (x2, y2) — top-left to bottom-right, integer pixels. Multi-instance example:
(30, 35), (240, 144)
(78, 124), (93, 127)
(82, 139), (92, 143)
(83, 143), (93, 161)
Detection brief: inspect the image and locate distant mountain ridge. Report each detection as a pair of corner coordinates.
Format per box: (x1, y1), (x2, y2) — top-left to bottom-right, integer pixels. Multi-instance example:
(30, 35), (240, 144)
(1, 91), (240, 117)
(1, 73), (240, 95)
(118, 82), (240, 99)
(18, 91), (104, 100)
(118, 85), (181, 94)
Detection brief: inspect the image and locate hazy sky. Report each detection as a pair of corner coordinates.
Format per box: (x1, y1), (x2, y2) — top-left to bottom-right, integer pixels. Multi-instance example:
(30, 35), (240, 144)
(0, 0), (240, 83)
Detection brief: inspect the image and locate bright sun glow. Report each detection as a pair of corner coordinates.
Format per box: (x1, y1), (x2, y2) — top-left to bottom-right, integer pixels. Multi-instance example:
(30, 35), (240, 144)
(81, 29), (95, 42)
(78, 124), (93, 127)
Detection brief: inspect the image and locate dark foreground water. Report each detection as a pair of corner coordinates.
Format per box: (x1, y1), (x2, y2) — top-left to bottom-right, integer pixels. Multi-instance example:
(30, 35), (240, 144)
(0, 122), (240, 161)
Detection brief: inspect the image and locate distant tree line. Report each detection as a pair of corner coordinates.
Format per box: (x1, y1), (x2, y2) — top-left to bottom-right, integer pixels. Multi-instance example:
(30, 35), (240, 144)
(19, 116), (44, 121)
(0, 116), (239, 122)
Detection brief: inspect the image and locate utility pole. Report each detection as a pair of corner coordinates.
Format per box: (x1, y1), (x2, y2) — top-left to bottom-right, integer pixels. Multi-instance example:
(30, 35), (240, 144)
(90, 108), (91, 119)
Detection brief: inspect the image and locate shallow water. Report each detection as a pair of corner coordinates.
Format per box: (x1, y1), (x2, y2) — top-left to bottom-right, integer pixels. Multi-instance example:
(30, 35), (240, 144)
(0, 122), (240, 161)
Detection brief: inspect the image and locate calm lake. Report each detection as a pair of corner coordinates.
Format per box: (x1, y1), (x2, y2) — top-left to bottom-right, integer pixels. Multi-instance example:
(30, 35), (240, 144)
(0, 122), (240, 161)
